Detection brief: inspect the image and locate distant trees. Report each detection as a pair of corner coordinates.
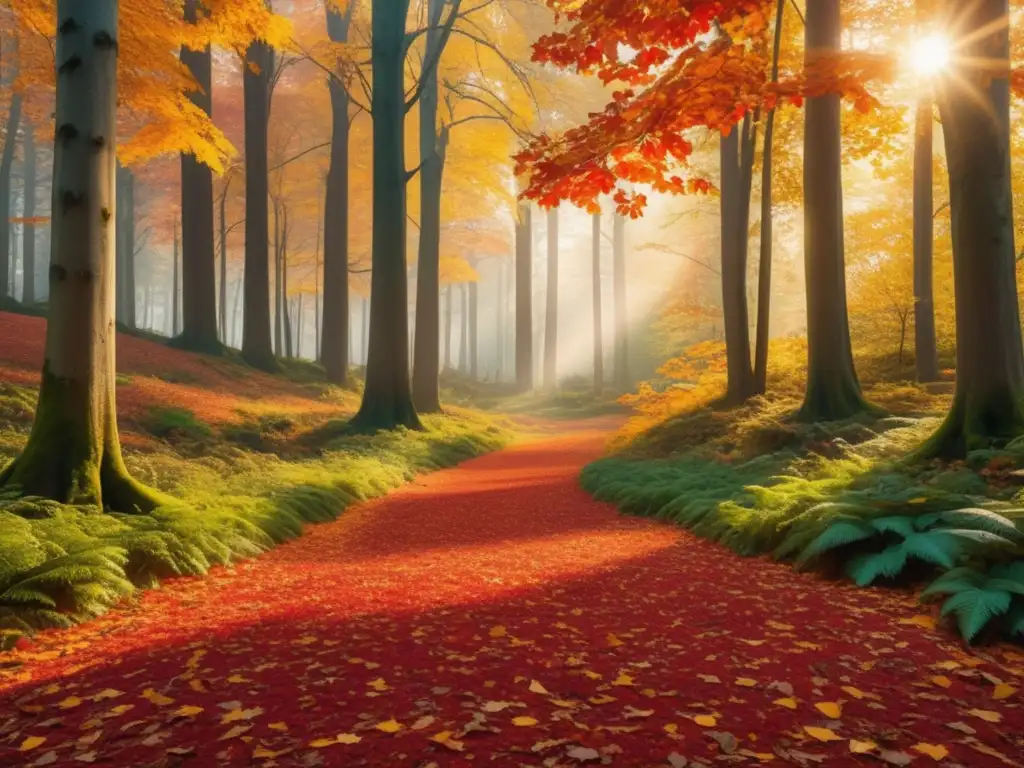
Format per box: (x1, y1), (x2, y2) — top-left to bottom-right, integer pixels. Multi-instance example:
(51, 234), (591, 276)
(515, 203), (533, 392)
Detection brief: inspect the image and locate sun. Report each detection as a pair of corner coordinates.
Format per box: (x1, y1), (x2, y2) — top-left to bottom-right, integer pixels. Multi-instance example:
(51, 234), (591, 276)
(911, 33), (951, 76)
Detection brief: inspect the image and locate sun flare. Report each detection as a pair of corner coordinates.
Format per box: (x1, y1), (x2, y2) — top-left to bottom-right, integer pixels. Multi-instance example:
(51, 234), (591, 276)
(911, 33), (951, 75)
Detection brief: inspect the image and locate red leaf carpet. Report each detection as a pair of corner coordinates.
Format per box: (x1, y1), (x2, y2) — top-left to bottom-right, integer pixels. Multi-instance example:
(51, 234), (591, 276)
(2, 423), (1022, 766)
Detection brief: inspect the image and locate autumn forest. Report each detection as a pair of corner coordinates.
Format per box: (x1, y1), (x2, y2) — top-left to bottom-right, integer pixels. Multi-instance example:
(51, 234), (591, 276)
(0, 0), (1023, 765)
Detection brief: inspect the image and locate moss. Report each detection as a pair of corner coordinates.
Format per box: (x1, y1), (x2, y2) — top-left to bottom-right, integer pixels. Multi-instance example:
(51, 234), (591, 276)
(142, 407), (212, 441)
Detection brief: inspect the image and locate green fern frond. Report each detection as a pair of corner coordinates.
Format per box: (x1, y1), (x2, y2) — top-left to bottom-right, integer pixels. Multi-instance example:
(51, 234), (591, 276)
(940, 589), (1012, 644)
(921, 567), (985, 600)
(797, 520), (876, 564)
(915, 508), (1022, 540)
(1006, 601), (1024, 638)
(871, 516), (917, 537)
(846, 546), (909, 586)
(899, 531), (961, 570)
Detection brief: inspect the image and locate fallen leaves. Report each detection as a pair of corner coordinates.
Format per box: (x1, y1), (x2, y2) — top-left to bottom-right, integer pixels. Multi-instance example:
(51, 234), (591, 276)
(814, 702), (841, 719)
(374, 719), (403, 733)
(309, 733), (361, 747)
(512, 716), (539, 726)
(913, 743), (950, 761)
(20, 736), (47, 751)
(803, 727), (842, 742)
(850, 739), (877, 754)
(693, 714), (717, 727)
(966, 708), (1002, 723)
(141, 689), (173, 706)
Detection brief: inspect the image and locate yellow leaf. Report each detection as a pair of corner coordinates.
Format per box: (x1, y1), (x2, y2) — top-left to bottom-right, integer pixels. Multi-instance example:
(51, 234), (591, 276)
(849, 739), (877, 754)
(253, 747), (290, 759)
(694, 715), (717, 727)
(815, 702), (842, 719)
(221, 707), (263, 724)
(794, 641), (822, 650)
(512, 716), (539, 726)
(336, 734), (361, 745)
(107, 704), (133, 716)
(528, 680), (549, 694)
(19, 736), (46, 751)
(735, 678), (757, 687)
(607, 633), (624, 647)
(913, 743), (950, 761)
(992, 683), (1016, 700)
(930, 676), (952, 688)
(612, 673), (634, 686)
(268, 722), (288, 731)
(804, 726), (842, 742)
(933, 660), (960, 671)
(309, 738), (338, 748)
(189, 679), (207, 693)
(226, 674), (250, 684)
(489, 626), (507, 638)
(841, 686), (867, 700)
(589, 694), (616, 705)
(900, 615), (936, 630)
(773, 698), (798, 710)
(58, 696), (84, 709)
(664, 723), (679, 734)
(142, 688), (174, 706)
(219, 725), (251, 741)
(174, 705), (204, 717)
(967, 709), (1001, 723)
(432, 731), (454, 743)
(367, 678), (388, 691)
(92, 689), (122, 701)
(375, 719), (403, 733)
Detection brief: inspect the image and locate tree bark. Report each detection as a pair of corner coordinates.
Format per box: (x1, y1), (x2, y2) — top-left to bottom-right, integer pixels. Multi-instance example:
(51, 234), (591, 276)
(218, 178), (229, 341)
(282, 206), (293, 359)
(544, 207), (559, 389)
(612, 213), (627, 391)
(172, 219), (180, 336)
(921, 0), (1024, 457)
(444, 285), (452, 371)
(469, 274), (479, 379)
(592, 211), (604, 397)
(22, 123), (36, 305)
(314, 178), (322, 361)
(754, 0), (785, 395)
(515, 203), (533, 392)
(913, 93), (939, 383)
(241, 39), (277, 371)
(796, 0), (871, 421)
(321, 1), (353, 385)
(458, 283), (468, 373)
(177, 0), (220, 352)
(0, 80), (22, 302)
(115, 164), (135, 328)
(719, 127), (754, 405)
(0, 0), (169, 511)
(350, 0), (422, 430)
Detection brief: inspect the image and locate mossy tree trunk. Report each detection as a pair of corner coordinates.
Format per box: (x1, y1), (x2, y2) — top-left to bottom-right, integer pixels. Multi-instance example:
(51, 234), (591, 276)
(321, 1), (353, 385)
(0, 0), (169, 512)
(543, 207), (559, 390)
(178, 0), (221, 354)
(920, 0), (1024, 458)
(350, 0), (422, 431)
(22, 123), (36, 305)
(241, 38), (278, 371)
(796, 0), (871, 422)
(753, 0), (785, 396)
(592, 211), (604, 397)
(515, 203), (533, 392)
(115, 163), (135, 328)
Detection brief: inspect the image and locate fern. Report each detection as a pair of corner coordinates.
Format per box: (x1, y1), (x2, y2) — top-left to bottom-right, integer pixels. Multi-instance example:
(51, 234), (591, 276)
(914, 508), (1024, 540)
(922, 562), (1024, 643)
(940, 590), (1012, 644)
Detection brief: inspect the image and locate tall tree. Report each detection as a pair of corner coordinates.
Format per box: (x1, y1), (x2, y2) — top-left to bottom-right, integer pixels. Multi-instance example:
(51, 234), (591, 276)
(753, 0), (785, 396)
(515, 203), (532, 392)
(612, 213), (627, 391)
(241, 36), (278, 371)
(321, 0), (355, 386)
(172, 219), (180, 336)
(115, 164), (136, 328)
(0, 42), (22, 302)
(543, 207), (559, 389)
(21, 123), (36, 305)
(178, 0), (221, 352)
(0, 0), (168, 511)
(922, 0), (1024, 456)
(591, 211), (603, 396)
(796, 0), (870, 421)
(912, 0), (939, 384)
(469, 273), (479, 379)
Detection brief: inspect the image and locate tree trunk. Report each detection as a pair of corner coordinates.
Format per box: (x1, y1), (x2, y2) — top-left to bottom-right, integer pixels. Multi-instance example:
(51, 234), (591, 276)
(515, 203), (533, 392)
(351, 0), (422, 430)
(592, 211), (604, 397)
(719, 128), (754, 405)
(282, 207), (293, 359)
(0, 86), (22, 302)
(241, 39), (277, 371)
(22, 123), (36, 305)
(921, 0), (1024, 457)
(321, 2), (353, 384)
(796, 0), (871, 421)
(469, 275), (479, 379)
(459, 283), (468, 373)
(231, 276), (243, 348)
(314, 173), (323, 362)
(115, 164), (135, 328)
(178, 0), (220, 352)
(544, 207), (559, 389)
(612, 214), (628, 391)
(218, 179), (229, 341)
(444, 286), (452, 371)
(362, 295), (369, 365)
(273, 198), (282, 355)
(0, 0), (168, 511)
(754, 0), (785, 395)
(172, 220), (180, 336)
(913, 94), (940, 382)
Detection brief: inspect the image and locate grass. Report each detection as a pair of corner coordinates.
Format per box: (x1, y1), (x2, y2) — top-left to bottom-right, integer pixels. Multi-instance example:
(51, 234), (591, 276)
(0, 312), (513, 645)
(582, 339), (1024, 641)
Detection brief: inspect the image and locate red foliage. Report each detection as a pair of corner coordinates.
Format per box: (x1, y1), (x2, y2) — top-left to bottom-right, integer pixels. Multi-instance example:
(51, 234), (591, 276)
(1, 429), (1020, 766)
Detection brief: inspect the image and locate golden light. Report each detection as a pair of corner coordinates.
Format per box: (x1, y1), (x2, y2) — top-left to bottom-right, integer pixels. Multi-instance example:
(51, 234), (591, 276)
(911, 33), (951, 76)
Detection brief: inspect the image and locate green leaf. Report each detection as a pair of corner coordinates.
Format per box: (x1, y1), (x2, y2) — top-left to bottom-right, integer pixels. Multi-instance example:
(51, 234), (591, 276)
(917, 508), (1022, 540)
(899, 531), (961, 570)
(921, 567), (985, 600)
(798, 520), (875, 564)
(846, 546), (908, 586)
(871, 516), (917, 537)
(1005, 601), (1024, 638)
(940, 588), (1012, 643)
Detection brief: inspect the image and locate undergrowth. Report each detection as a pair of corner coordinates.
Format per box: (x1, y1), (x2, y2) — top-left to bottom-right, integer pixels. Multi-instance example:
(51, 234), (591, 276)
(0, 408), (511, 646)
(584, 338), (1024, 644)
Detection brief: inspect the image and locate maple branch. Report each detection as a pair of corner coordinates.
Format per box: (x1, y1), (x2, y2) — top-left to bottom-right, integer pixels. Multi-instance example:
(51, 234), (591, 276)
(788, 0), (805, 27)
(447, 27), (537, 112)
(638, 242), (720, 276)
(404, 0), (496, 48)
(933, 201), (950, 219)
(290, 38), (372, 115)
(270, 142), (331, 173)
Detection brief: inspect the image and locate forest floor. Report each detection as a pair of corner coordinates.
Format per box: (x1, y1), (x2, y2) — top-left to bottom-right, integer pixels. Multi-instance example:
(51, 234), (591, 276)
(2, 420), (1023, 767)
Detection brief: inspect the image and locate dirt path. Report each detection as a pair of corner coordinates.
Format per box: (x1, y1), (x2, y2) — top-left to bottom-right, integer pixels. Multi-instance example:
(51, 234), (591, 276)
(2, 421), (1022, 767)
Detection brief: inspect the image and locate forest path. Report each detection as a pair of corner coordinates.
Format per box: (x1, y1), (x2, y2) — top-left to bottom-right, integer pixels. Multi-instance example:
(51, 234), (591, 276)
(2, 419), (1023, 767)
